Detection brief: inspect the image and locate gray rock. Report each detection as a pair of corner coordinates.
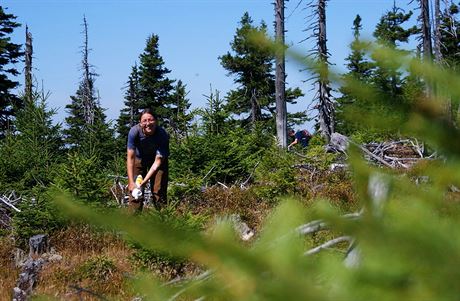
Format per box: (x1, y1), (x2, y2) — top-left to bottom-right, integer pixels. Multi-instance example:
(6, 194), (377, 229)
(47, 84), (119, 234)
(325, 132), (349, 153)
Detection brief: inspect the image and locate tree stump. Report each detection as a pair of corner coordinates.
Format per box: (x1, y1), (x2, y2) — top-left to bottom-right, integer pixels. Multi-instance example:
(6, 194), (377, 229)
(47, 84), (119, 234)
(12, 234), (49, 301)
(29, 234), (49, 257)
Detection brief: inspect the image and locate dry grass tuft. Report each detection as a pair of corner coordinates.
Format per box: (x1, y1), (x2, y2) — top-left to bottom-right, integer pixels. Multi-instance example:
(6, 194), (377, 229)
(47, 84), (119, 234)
(296, 168), (358, 211)
(33, 224), (136, 300)
(181, 186), (273, 233)
(0, 237), (19, 301)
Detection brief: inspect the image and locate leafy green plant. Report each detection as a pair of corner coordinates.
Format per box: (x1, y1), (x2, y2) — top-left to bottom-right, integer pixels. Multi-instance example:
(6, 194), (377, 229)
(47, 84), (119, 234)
(53, 152), (111, 202)
(170, 125), (274, 186)
(12, 188), (66, 248)
(0, 92), (63, 192)
(128, 203), (206, 278)
(77, 255), (117, 282)
(250, 145), (296, 202)
(168, 174), (203, 203)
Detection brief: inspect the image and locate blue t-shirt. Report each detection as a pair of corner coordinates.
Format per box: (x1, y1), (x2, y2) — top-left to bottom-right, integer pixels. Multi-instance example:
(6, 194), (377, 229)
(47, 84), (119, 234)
(295, 130), (311, 148)
(127, 124), (169, 163)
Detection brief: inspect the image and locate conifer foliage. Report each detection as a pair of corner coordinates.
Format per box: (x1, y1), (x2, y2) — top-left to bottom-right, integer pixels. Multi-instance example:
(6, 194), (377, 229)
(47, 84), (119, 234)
(138, 34), (175, 121)
(117, 64), (141, 140)
(170, 80), (192, 141)
(220, 13), (277, 127)
(372, 3), (417, 99)
(220, 12), (303, 129)
(0, 6), (23, 138)
(117, 34), (176, 140)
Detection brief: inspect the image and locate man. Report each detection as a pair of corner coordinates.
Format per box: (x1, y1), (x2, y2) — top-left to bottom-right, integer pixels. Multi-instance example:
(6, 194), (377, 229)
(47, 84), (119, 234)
(127, 108), (169, 211)
(288, 128), (312, 150)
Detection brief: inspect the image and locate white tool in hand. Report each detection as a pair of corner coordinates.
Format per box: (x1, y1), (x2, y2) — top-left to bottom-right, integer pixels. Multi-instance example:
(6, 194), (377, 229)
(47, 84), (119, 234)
(131, 175), (143, 199)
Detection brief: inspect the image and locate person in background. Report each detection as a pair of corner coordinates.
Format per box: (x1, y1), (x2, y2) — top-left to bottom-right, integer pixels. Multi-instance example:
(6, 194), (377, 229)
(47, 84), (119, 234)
(288, 128), (312, 150)
(126, 108), (169, 211)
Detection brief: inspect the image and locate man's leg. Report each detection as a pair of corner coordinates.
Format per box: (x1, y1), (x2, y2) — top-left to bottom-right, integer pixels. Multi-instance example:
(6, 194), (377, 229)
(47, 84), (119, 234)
(128, 159), (144, 213)
(151, 162), (168, 209)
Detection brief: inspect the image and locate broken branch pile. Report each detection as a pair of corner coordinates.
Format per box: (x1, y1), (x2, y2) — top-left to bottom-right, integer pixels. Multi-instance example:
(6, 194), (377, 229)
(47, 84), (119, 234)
(0, 191), (22, 230)
(362, 139), (429, 169)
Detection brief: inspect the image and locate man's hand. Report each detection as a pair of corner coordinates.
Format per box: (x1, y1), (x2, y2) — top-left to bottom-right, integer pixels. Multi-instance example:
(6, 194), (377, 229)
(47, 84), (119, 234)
(128, 181), (136, 192)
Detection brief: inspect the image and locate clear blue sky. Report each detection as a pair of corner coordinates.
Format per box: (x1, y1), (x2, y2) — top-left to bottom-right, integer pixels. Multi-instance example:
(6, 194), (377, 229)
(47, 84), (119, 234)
(3, 0), (416, 131)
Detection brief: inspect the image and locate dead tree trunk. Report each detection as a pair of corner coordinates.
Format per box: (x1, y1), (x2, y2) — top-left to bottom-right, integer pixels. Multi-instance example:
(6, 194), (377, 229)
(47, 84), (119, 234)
(421, 0), (433, 62)
(25, 26), (33, 102)
(433, 0), (442, 63)
(250, 88), (262, 126)
(81, 16), (95, 126)
(275, 0), (287, 148)
(317, 0), (334, 142)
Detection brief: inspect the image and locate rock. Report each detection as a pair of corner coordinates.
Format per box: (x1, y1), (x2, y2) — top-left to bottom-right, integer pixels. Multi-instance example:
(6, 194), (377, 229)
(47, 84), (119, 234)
(47, 254), (63, 263)
(12, 286), (27, 301)
(330, 163), (348, 171)
(14, 258), (45, 298)
(13, 248), (27, 268)
(325, 132), (349, 153)
(12, 234), (51, 300)
(215, 214), (255, 241)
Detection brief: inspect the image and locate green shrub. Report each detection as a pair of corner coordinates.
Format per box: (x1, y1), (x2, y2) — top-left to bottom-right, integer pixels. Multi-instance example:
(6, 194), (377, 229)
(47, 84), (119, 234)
(168, 174), (203, 203)
(128, 203), (206, 277)
(12, 188), (66, 248)
(78, 255), (117, 282)
(170, 126), (274, 186)
(53, 152), (111, 203)
(253, 146), (297, 202)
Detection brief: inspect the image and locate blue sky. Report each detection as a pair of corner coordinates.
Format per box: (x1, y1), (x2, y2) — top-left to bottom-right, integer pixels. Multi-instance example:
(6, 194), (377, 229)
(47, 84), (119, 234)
(3, 0), (416, 130)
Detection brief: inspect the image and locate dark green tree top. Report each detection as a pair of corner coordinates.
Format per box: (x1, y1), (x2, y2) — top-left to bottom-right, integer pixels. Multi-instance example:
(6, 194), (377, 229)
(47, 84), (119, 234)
(220, 12), (275, 124)
(138, 34), (175, 122)
(439, 3), (460, 69)
(372, 3), (417, 98)
(0, 6), (23, 137)
(336, 14), (375, 135)
(346, 14), (374, 81)
(117, 63), (141, 140)
(170, 80), (192, 141)
(373, 4), (417, 47)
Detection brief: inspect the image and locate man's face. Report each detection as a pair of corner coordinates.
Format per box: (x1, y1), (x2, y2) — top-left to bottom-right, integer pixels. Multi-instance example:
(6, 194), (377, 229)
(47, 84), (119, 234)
(140, 113), (156, 135)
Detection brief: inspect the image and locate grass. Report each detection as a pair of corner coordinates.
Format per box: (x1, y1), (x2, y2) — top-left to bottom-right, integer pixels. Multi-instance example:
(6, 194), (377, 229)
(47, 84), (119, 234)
(0, 237), (20, 301)
(32, 225), (136, 300)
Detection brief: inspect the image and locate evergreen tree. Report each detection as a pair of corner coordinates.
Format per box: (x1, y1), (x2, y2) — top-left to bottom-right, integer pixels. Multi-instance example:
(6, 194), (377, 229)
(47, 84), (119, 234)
(199, 87), (230, 136)
(438, 1), (460, 122)
(336, 15), (374, 135)
(64, 83), (115, 162)
(220, 12), (302, 129)
(439, 2), (460, 69)
(170, 80), (192, 141)
(372, 3), (418, 99)
(0, 6), (23, 137)
(117, 63), (141, 141)
(138, 34), (175, 122)
(220, 12), (273, 126)
(0, 91), (63, 190)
